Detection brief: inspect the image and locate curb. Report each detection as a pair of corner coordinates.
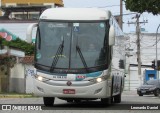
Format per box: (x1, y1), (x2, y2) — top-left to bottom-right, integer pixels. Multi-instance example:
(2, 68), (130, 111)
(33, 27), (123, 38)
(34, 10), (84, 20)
(0, 94), (34, 98)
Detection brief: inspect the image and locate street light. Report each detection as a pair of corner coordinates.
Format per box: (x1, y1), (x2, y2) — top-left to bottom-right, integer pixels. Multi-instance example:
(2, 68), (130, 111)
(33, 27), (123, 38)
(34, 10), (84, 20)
(156, 24), (160, 80)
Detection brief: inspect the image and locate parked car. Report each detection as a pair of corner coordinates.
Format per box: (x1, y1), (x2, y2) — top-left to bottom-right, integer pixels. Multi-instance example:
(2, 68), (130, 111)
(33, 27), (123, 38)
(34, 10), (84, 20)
(137, 79), (160, 96)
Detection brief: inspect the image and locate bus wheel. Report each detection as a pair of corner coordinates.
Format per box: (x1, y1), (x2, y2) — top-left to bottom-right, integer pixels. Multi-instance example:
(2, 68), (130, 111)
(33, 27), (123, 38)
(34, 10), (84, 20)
(101, 97), (111, 105)
(114, 93), (121, 103)
(43, 97), (55, 106)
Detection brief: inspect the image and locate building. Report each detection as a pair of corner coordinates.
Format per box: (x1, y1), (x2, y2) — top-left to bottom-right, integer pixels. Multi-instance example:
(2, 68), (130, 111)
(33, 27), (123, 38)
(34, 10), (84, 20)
(125, 33), (160, 91)
(1, 0), (63, 6)
(0, 0), (63, 19)
(10, 56), (34, 93)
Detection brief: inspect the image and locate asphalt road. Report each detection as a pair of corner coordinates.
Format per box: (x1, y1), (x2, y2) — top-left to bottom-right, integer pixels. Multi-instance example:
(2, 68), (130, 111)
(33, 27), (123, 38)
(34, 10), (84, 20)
(0, 90), (159, 113)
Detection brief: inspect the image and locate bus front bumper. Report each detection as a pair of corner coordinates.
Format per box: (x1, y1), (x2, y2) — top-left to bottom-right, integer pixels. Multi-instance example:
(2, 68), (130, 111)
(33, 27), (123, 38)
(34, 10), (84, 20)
(33, 79), (112, 98)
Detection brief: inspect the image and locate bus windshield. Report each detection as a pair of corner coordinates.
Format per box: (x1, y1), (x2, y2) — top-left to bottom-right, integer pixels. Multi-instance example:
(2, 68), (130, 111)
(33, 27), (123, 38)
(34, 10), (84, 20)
(35, 21), (110, 73)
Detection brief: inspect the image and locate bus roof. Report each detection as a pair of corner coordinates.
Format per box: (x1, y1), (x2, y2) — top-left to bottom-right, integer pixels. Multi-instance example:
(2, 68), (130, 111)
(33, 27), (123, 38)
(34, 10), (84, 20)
(40, 8), (111, 21)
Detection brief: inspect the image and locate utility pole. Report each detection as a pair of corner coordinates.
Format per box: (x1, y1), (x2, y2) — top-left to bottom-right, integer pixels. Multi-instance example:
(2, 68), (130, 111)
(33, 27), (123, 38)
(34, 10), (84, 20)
(136, 14), (142, 85)
(156, 24), (160, 80)
(120, 0), (123, 30)
(128, 14), (147, 85)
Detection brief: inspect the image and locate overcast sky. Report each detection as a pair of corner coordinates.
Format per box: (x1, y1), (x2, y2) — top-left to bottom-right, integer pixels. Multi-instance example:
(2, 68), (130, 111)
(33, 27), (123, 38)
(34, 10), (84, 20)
(63, 0), (160, 33)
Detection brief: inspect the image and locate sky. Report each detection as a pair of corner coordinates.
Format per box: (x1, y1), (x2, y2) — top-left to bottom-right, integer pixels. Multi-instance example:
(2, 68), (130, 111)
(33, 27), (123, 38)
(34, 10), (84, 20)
(0, 0), (160, 41)
(63, 0), (160, 33)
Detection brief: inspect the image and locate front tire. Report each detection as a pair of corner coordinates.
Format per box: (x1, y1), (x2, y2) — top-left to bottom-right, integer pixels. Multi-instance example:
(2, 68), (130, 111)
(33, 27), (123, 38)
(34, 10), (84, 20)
(138, 93), (143, 96)
(113, 79), (122, 103)
(101, 97), (112, 105)
(114, 93), (121, 103)
(154, 89), (159, 96)
(43, 97), (55, 106)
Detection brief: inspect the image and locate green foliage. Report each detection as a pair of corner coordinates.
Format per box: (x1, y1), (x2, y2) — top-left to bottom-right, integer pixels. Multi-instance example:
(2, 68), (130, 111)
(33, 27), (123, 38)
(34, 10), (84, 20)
(125, 0), (160, 15)
(0, 38), (34, 55)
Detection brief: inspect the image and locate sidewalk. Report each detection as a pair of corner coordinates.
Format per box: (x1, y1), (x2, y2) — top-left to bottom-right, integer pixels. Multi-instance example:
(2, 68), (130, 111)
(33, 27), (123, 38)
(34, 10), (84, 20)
(122, 90), (137, 96)
(1, 91), (137, 98)
(0, 93), (34, 98)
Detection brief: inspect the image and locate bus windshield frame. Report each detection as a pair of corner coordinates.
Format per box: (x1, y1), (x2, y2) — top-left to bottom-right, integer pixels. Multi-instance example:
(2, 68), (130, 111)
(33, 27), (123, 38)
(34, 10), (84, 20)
(35, 20), (111, 74)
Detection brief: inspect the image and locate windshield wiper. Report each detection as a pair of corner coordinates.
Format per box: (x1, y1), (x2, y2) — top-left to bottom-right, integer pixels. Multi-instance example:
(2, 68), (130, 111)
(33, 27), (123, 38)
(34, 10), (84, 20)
(50, 36), (64, 72)
(76, 45), (88, 72)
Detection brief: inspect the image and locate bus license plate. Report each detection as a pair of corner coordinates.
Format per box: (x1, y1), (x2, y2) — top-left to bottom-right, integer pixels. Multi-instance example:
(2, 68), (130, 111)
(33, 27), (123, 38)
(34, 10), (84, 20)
(63, 89), (75, 94)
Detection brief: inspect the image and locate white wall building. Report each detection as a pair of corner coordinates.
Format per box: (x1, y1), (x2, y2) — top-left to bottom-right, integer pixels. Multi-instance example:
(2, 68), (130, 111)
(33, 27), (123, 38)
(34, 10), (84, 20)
(10, 56), (34, 93)
(125, 33), (160, 90)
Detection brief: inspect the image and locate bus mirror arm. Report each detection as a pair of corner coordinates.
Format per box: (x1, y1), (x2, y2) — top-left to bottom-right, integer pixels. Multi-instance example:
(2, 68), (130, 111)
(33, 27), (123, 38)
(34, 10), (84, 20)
(109, 25), (115, 46)
(26, 23), (38, 43)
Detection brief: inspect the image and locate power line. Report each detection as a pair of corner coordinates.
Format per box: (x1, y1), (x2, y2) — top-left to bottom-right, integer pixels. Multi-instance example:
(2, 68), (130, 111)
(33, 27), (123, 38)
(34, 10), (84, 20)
(118, 12), (137, 16)
(87, 4), (125, 8)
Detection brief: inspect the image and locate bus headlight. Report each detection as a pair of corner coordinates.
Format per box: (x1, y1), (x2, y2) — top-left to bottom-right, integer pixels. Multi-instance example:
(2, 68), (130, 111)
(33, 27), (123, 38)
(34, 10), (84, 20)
(89, 76), (107, 83)
(35, 75), (49, 82)
(37, 76), (43, 81)
(96, 78), (102, 82)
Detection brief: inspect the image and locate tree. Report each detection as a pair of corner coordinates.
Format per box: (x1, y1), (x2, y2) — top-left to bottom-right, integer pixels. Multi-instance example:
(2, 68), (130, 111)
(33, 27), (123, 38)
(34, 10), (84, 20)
(0, 38), (34, 55)
(125, 0), (160, 15)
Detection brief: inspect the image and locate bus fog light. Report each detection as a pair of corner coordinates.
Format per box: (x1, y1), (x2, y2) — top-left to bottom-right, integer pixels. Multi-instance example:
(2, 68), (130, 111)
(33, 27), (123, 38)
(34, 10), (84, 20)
(94, 88), (102, 94)
(97, 78), (102, 82)
(37, 86), (44, 92)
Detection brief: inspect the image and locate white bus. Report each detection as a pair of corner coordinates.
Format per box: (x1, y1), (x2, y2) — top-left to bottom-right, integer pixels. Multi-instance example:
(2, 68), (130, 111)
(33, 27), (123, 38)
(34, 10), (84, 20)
(26, 8), (126, 106)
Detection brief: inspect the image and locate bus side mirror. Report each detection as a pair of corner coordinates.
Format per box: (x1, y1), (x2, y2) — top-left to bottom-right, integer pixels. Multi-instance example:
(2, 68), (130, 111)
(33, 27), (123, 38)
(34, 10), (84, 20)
(109, 26), (115, 46)
(26, 23), (38, 43)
